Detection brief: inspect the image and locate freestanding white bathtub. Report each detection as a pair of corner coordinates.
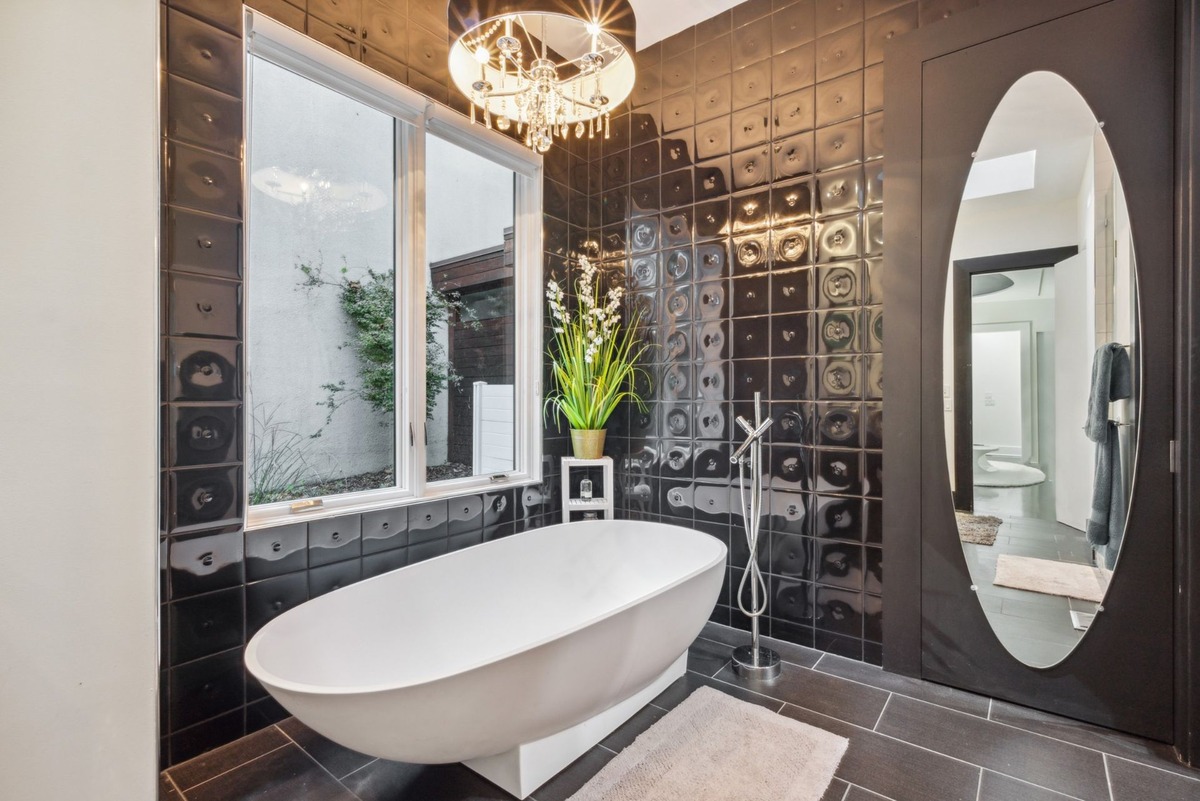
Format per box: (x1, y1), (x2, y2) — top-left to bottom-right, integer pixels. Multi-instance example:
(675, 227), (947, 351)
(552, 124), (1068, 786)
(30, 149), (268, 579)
(244, 519), (726, 798)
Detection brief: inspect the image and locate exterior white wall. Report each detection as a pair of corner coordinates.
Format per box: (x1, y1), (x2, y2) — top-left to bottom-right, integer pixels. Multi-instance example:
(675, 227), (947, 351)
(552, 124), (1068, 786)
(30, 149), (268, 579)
(247, 57), (398, 485)
(0, 1), (159, 799)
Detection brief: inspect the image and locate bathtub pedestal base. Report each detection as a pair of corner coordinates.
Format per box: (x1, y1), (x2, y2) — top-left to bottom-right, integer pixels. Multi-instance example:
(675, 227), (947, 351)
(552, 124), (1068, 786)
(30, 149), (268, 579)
(464, 651), (688, 799)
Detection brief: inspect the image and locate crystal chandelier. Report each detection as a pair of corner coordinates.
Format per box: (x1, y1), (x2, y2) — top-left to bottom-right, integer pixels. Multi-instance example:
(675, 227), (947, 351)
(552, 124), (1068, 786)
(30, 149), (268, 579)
(448, 1), (637, 154)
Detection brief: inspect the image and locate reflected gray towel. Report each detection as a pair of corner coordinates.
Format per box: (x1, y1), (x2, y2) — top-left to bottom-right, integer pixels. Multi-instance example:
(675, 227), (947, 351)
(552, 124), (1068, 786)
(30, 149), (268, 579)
(1086, 420), (1125, 570)
(1084, 343), (1132, 442)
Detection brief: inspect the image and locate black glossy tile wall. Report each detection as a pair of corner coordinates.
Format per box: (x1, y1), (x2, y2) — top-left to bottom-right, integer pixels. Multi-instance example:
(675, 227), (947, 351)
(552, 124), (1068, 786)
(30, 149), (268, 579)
(159, 0), (572, 769)
(590, 0), (987, 666)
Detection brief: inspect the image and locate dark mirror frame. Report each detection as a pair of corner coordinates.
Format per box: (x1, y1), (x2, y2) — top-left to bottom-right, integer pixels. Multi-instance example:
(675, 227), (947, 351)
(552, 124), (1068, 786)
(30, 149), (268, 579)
(949, 246), (1078, 513)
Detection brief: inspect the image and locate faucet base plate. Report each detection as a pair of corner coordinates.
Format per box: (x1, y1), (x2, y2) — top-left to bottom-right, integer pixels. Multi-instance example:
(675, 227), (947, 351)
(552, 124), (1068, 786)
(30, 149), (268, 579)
(732, 645), (781, 681)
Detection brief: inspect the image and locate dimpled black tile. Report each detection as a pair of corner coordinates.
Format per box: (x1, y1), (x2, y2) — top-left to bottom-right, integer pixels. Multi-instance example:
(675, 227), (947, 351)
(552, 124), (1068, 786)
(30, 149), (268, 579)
(168, 142), (242, 218)
(246, 572), (308, 638)
(169, 337), (239, 401)
(171, 405), (238, 467)
(308, 515), (362, 567)
(169, 709), (246, 766)
(168, 274), (241, 339)
(774, 1), (818, 54)
(245, 523), (307, 580)
(447, 495), (483, 534)
(733, 59), (772, 110)
(362, 507), (408, 553)
(168, 586), (244, 664)
(167, 75), (241, 157)
(169, 648), (245, 730)
(408, 499), (448, 543)
(362, 547), (408, 578)
(169, 529), (245, 599)
(167, 10), (243, 96)
(697, 74), (733, 122)
(308, 558), (362, 597)
(172, 466), (241, 532)
(816, 23), (864, 82)
(167, 208), (241, 279)
(815, 495), (863, 540)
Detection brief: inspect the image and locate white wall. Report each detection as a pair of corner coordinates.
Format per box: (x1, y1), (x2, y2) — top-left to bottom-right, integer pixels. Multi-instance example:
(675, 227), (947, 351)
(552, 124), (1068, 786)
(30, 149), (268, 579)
(0, 1), (159, 799)
(972, 329), (1025, 455)
(1054, 145), (1098, 529)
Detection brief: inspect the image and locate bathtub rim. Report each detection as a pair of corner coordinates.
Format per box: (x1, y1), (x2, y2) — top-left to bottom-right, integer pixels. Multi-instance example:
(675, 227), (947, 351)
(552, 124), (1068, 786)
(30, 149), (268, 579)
(244, 519), (727, 697)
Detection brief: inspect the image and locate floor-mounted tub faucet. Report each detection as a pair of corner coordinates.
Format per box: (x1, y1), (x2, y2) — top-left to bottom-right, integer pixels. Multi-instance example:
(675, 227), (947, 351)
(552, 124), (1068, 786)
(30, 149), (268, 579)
(729, 391), (782, 680)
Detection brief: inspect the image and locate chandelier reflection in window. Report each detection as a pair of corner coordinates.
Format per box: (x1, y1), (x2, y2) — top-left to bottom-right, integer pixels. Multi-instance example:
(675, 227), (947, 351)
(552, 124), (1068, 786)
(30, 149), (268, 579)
(448, 1), (637, 154)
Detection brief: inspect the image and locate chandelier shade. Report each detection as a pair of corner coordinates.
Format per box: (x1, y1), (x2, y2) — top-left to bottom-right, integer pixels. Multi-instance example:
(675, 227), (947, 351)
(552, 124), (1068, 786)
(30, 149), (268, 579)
(446, 0), (637, 153)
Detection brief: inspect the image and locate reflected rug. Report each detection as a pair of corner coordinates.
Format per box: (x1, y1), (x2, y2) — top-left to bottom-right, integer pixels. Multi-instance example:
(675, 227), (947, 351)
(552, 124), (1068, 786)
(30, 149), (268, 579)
(956, 512), (1003, 546)
(566, 687), (848, 801)
(993, 554), (1109, 602)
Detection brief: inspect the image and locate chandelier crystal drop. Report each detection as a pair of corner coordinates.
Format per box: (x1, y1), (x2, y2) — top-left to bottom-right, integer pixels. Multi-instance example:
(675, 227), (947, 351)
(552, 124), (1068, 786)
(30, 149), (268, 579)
(448, 6), (636, 154)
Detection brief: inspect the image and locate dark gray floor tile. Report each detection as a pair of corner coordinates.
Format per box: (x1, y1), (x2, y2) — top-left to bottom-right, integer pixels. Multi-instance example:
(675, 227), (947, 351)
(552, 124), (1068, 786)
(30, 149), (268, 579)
(167, 725), (290, 790)
(530, 746), (616, 801)
(687, 635), (733, 676)
(978, 771), (1079, 801)
(278, 716), (376, 780)
(814, 654), (990, 718)
(185, 743), (356, 801)
(875, 696), (1109, 801)
(599, 703), (667, 752)
(780, 704), (980, 801)
(823, 777), (852, 800)
(700, 622), (823, 667)
(844, 785), (897, 800)
(340, 759), (514, 801)
(1107, 755), (1200, 801)
(651, 670), (784, 712)
(714, 661), (890, 728)
(990, 700), (1200, 781)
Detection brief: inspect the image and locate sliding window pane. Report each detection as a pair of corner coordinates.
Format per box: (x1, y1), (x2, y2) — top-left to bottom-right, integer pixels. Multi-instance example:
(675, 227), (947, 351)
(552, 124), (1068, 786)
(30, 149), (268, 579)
(247, 56), (398, 505)
(425, 133), (517, 481)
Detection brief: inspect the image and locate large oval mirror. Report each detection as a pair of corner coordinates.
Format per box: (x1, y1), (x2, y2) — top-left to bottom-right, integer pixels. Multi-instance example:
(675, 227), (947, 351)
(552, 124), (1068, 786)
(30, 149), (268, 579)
(943, 72), (1139, 668)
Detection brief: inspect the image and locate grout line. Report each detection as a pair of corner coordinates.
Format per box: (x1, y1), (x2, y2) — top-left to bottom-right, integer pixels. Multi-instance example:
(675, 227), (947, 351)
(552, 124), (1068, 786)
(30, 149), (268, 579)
(776, 700), (1090, 801)
(177, 741), (292, 795)
(1103, 754), (1116, 801)
(872, 693), (892, 732)
(895, 693), (1146, 765)
(163, 771), (187, 800)
(987, 698), (993, 720)
(597, 743), (618, 755)
(1104, 753), (1200, 782)
(839, 782), (852, 801)
(340, 758), (381, 783)
(709, 659), (731, 678)
(975, 767), (984, 801)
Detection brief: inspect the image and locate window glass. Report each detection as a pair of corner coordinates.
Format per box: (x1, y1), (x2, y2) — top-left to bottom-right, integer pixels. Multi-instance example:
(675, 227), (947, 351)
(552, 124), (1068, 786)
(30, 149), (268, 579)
(425, 133), (517, 481)
(247, 56), (398, 505)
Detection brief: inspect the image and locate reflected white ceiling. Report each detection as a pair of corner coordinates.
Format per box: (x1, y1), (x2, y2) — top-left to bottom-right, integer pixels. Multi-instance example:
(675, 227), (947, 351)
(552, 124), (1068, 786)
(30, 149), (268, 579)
(628, 0), (741, 50)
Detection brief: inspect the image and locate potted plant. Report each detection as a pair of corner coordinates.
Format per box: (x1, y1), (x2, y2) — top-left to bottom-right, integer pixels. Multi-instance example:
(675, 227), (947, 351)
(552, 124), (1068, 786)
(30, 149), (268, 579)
(545, 256), (649, 459)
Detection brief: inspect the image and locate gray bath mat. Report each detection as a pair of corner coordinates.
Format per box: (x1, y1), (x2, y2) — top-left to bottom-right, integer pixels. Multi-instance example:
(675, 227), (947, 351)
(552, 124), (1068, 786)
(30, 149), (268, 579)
(993, 554), (1110, 603)
(567, 686), (848, 801)
(956, 512), (1003, 546)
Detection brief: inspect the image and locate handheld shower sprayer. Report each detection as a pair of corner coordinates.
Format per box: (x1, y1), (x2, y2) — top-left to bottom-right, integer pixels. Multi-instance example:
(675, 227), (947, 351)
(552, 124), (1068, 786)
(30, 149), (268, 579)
(729, 392), (781, 680)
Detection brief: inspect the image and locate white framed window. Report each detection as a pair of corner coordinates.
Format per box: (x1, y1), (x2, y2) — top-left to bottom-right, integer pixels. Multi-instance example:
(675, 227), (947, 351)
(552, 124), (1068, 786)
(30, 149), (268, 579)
(243, 11), (543, 529)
